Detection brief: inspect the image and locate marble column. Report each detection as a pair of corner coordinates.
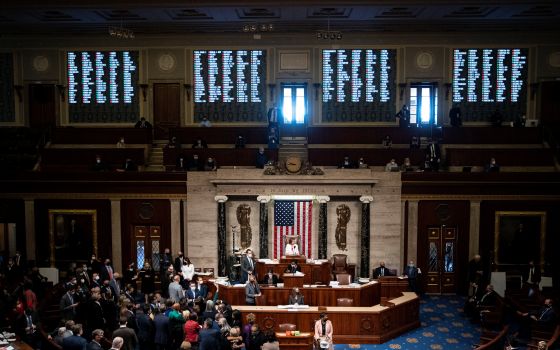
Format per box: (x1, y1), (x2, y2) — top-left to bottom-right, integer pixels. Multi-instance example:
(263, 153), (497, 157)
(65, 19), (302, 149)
(170, 199), (181, 255)
(215, 195), (228, 277)
(24, 199), (36, 260)
(257, 196), (271, 259)
(316, 196), (330, 259)
(359, 196), (373, 278)
(469, 200), (481, 260)
(110, 199), (123, 274)
(407, 200), (419, 264)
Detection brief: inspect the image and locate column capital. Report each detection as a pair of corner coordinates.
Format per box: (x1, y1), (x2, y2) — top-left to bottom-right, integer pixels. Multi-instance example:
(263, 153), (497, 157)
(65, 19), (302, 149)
(214, 195), (229, 203)
(359, 195), (374, 203)
(316, 196), (331, 204)
(257, 195), (272, 203)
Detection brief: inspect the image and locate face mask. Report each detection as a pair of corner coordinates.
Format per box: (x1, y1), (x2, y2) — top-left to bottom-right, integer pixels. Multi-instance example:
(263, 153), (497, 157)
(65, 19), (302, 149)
(96, 159), (101, 163)
(94, 276), (100, 281)
(191, 287), (196, 291)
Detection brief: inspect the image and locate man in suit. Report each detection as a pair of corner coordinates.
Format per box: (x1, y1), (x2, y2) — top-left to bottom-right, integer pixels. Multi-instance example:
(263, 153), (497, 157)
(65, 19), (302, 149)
(168, 275), (184, 303)
(186, 281), (200, 301)
(99, 259), (114, 285)
(153, 307), (170, 350)
(402, 260), (421, 294)
(522, 260), (541, 294)
(134, 117), (152, 129)
(426, 139), (441, 172)
(285, 260), (301, 274)
(110, 337), (124, 350)
(196, 276), (209, 299)
(173, 251), (185, 275)
(112, 317), (138, 350)
(241, 249), (257, 284)
(136, 305), (154, 350)
(373, 261), (393, 279)
(262, 269), (279, 285)
(199, 318), (222, 350)
(87, 329), (104, 350)
(85, 290), (105, 337)
(62, 324), (88, 350)
(16, 308), (41, 349)
(60, 286), (79, 321)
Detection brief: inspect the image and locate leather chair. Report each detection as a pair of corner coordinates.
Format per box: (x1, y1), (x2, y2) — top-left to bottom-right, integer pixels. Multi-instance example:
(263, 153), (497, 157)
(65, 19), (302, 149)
(336, 273), (352, 285)
(331, 254), (349, 280)
(203, 267), (214, 276)
(278, 323), (297, 332)
(336, 298), (354, 306)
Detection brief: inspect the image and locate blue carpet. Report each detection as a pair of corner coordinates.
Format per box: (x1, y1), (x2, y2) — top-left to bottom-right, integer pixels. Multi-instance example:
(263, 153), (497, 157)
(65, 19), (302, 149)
(334, 295), (481, 350)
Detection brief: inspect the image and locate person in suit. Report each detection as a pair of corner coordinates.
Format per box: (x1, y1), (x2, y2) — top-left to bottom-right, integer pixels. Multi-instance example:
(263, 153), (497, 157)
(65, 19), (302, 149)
(522, 260), (541, 296)
(255, 147), (268, 169)
(247, 323), (266, 350)
(449, 104), (462, 127)
(85, 290), (105, 337)
(402, 260), (421, 294)
(467, 254), (485, 297)
(112, 317), (138, 350)
(136, 305), (154, 350)
(92, 154), (110, 172)
(174, 251), (186, 273)
(186, 281), (200, 301)
(285, 260), (301, 274)
(168, 275), (184, 303)
(16, 308), (41, 349)
(87, 329), (104, 350)
(373, 261), (393, 279)
(313, 313), (333, 350)
(110, 337), (124, 350)
(153, 307), (170, 350)
(199, 318), (221, 350)
(60, 286), (79, 321)
(245, 275), (261, 305)
(134, 117), (152, 129)
(426, 139), (441, 172)
(262, 269), (279, 285)
(62, 324), (88, 350)
(288, 287), (304, 305)
(485, 157), (500, 172)
(99, 259), (115, 285)
(196, 276), (209, 299)
(240, 249), (256, 284)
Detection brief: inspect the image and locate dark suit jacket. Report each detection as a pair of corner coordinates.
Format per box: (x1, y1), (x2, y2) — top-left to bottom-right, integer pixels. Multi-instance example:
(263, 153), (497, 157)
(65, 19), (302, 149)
(60, 292), (76, 320)
(522, 265), (541, 285)
(99, 264), (114, 283)
(86, 341), (102, 350)
(153, 314), (170, 345)
(136, 313), (154, 343)
(199, 328), (222, 350)
(62, 335), (88, 350)
(403, 265), (419, 279)
(112, 326), (138, 350)
(186, 288), (200, 300)
(241, 255), (256, 283)
(373, 266), (393, 279)
(262, 274), (279, 285)
(288, 294), (304, 305)
(285, 264), (301, 273)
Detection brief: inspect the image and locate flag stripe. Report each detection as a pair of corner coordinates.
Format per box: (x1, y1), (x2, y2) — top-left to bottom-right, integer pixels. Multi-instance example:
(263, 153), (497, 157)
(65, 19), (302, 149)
(273, 200), (312, 259)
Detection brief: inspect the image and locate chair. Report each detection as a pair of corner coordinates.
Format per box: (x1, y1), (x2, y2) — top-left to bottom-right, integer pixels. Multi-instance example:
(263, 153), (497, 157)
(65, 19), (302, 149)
(203, 267), (215, 276)
(194, 267), (202, 273)
(331, 254), (349, 280)
(336, 273), (352, 285)
(336, 298), (354, 306)
(278, 323), (297, 332)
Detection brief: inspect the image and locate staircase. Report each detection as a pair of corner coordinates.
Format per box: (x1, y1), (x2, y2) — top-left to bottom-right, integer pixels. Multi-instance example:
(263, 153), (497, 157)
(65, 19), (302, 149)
(279, 136), (308, 163)
(144, 140), (166, 171)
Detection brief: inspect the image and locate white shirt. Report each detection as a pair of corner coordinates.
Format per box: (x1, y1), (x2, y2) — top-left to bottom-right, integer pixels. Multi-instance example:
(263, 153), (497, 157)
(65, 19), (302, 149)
(181, 264), (195, 280)
(285, 243), (300, 256)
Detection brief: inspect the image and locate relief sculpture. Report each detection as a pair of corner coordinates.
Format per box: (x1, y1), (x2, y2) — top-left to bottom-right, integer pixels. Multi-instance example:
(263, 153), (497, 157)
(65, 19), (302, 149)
(335, 204), (351, 250)
(236, 204), (252, 249)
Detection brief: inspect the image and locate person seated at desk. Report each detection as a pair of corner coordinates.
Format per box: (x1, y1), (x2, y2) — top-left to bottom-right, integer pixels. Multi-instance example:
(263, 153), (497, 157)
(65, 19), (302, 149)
(314, 313), (333, 350)
(385, 158), (399, 172)
(188, 154), (202, 171)
(262, 269), (278, 286)
(117, 158), (138, 172)
(284, 238), (300, 256)
(167, 136), (181, 149)
(192, 138), (208, 149)
(285, 260), (301, 274)
(199, 116), (212, 127)
(373, 261), (393, 279)
(288, 287), (304, 305)
(135, 117), (152, 129)
(92, 154), (110, 172)
(255, 147), (268, 169)
(485, 157), (500, 173)
(235, 135), (246, 149)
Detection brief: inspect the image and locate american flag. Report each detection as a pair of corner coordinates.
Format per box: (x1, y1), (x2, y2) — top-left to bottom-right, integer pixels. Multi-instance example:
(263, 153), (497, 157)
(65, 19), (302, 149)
(273, 200), (313, 259)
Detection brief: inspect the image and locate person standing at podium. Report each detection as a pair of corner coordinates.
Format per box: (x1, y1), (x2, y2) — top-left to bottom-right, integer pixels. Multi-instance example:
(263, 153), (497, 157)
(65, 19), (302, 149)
(245, 275), (261, 305)
(241, 249), (257, 284)
(284, 238), (300, 256)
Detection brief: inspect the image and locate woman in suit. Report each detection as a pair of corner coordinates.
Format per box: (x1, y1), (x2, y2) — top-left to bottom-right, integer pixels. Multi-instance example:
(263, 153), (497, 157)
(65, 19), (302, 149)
(245, 275), (261, 305)
(313, 313), (333, 350)
(288, 287), (304, 305)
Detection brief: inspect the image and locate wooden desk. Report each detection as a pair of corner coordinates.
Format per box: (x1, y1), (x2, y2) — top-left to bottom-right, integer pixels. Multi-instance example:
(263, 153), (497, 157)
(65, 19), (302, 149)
(377, 276), (410, 301)
(283, 273), (304, 288)
(276, 332), (314, 349)
(219, 281), (379, 306)
(256, 261), (331, 285)
(235, 292), (420, 344)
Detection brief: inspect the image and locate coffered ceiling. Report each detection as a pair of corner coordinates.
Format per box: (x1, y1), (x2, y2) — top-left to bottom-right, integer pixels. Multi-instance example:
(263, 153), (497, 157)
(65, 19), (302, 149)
(1, 0), (559, 36)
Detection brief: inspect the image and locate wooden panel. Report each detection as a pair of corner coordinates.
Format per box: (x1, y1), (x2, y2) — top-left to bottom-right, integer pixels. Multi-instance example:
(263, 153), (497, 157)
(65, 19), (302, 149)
(40, 147), (146, 171)
(153, 83), (181, 139)
(308, 148), (425, 167)
(51, 128), (152, 144)
(256, 261), (331, 285)
(446, 148), (554, 167)
(164, 148), (278, 169)
(28, 84), (56, 128)
(169, 127), (269, 145)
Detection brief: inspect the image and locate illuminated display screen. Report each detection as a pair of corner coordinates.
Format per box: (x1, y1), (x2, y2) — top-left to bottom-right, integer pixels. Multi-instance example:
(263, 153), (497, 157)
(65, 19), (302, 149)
(67, 51), (139, 123)
(194, 49), (266, 122)
(452, 48), (528, 121)
(322, 49), (396, 122)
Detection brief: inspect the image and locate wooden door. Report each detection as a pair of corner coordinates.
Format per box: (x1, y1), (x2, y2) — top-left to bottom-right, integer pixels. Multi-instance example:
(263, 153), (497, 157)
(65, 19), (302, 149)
(425, 226), (457, 294)
(28, 84), (56, 128)
(153, 83), (180, 139)
(133, 225), (163, 273)
(280, 83), (308, 139)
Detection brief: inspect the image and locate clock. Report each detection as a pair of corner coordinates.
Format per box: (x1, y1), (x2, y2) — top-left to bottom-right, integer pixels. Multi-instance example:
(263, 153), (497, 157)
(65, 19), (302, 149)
(285, 156), (302, 173)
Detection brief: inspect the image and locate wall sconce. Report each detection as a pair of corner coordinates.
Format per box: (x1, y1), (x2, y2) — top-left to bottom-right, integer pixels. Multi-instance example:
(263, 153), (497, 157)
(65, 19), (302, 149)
(139, 84), (149, 102)
(13, 85), (23, 103)
(398, 83), (407, 101)
(530, 82), (539, 100)
(313, 83), (322, 101)
(445, 83), (452, 101)
(183, 84), (192, 101)
(267, 84), (276, 102)
(56, 84), (67, 102)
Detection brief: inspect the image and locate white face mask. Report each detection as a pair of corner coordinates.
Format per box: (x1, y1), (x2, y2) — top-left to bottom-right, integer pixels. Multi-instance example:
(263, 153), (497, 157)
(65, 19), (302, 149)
(190, 287), (196, 291)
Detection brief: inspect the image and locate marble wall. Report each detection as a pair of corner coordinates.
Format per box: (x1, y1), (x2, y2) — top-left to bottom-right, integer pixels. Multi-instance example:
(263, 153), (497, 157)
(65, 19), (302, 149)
(185, 169), (403, 277)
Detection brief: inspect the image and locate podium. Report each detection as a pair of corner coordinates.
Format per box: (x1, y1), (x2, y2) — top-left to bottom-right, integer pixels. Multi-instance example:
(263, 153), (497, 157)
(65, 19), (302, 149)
(283, 273), (305, 288)
(280, 256), (307, 264)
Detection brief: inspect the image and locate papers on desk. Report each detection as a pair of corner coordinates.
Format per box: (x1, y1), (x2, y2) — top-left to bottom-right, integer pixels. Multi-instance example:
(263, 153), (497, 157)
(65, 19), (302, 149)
(258, 259), (278, 264)
(331, 283), (361, 288)
(398, 276), (407, 279)
(293, 271), (304, 276)
(314, 259), (328, 264)
(277, 304), (309, 309)
(234, 283), (247, 287)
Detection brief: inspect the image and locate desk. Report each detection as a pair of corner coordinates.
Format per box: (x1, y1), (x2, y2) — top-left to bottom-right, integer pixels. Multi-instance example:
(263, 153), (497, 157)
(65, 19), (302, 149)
(236, 292), (420, 344)
(283, 273), (304, 288)
(256, 261), (331, 285)
(275, 332), (313, 349)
